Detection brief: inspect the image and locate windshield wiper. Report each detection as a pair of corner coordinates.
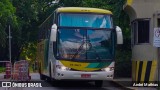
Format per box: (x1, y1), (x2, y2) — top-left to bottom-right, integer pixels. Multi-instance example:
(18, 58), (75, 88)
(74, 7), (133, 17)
(71, 42), (84, 60)
(71, 34), (87, 60)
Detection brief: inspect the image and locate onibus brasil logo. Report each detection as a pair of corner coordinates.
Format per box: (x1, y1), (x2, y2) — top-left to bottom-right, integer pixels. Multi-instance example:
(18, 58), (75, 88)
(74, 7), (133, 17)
(1, 82), (42, 87)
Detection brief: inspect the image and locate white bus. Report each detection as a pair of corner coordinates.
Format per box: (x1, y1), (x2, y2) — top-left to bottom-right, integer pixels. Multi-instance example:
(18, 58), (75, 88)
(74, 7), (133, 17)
(37, 7), (123, 87)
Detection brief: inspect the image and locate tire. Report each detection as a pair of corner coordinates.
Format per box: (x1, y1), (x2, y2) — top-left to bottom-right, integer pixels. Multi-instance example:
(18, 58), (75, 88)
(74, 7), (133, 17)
(49, 64), (58, 86)
(48, 64), (52, 82)
(95, 80), (103, 87)
(39, 65), (45, 80)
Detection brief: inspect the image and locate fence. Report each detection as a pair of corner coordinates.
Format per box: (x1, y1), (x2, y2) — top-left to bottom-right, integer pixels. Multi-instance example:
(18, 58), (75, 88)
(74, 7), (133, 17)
(0, 61), (11, 79)
(12, 60), (30, 81)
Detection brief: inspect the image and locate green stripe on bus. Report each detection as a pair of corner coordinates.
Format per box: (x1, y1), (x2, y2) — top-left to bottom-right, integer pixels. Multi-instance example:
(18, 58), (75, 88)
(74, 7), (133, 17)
(86, 63), (99, 68)
(86, 62), (112, 68)
(96, 62), (112, 68)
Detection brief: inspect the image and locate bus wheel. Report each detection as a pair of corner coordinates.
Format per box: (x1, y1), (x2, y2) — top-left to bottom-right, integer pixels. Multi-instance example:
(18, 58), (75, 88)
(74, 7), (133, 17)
(49, 64), (55, 82)
(49, 66), (57, 86)
(95, 80), (103, 87)
(39, 66), (45, 80)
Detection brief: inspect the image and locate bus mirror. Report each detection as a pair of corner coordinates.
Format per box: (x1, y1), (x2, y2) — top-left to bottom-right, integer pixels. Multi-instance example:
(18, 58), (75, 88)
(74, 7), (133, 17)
(116, 26), (123, 44)
(50, 24), (57, 41)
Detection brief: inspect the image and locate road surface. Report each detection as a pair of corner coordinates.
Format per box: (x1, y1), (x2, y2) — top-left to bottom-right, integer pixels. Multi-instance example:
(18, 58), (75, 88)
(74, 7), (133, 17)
(0, 73), (127, 90)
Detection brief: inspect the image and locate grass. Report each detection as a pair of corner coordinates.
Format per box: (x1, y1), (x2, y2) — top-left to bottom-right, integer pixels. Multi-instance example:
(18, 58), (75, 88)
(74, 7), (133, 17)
(0, 67), (5, 73)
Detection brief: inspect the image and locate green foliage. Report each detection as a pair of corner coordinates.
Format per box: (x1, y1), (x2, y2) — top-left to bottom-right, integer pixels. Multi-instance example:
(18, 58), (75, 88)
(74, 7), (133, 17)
(12, 0), (39, 43)
(59, 0), (83, 7)
(9, 0), (58, 61)
(0, 67), (5, 73)
(0, 0), (17, 47)
(115, 10), (131, 77)
(115, 50), (132, 77)
(20, 42), (37, 61)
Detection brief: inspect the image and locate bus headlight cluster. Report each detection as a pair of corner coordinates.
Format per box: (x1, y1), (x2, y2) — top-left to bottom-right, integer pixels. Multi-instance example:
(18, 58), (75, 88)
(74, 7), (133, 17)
(101, 67), (114, 71)
(56, 65), (71, 71)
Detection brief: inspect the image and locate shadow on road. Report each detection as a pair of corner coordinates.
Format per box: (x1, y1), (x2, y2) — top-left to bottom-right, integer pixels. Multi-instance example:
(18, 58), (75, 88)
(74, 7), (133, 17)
(45, 80), (124, 90)
(28, 73), (124, 90)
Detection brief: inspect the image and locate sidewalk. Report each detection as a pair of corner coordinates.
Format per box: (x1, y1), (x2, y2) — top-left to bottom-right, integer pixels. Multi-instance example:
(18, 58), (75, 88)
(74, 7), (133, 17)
(0, 73), (5, 81)
(0, 73), (12, 81)
(113, 78), (158, 90)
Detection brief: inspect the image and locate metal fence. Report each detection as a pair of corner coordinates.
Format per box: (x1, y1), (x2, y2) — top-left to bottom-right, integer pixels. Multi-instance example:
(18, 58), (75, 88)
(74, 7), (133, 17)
(12, 60), (30, 81)
(0, 60), (30, 81)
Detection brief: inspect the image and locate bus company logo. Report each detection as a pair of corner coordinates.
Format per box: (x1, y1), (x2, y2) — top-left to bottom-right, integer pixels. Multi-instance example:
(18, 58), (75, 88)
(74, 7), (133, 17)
(2, 82), (11, 87)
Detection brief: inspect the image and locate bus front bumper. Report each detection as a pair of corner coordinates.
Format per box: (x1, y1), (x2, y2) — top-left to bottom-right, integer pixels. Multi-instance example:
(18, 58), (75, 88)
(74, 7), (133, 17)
(54, 70), (114, 80)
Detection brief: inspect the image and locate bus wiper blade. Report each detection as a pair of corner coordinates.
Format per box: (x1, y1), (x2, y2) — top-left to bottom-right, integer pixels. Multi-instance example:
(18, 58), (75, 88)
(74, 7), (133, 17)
(71, 42), (84, 60)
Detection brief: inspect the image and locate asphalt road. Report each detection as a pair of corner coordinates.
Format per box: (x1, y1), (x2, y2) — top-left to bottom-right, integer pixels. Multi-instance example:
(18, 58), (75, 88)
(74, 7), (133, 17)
(0, 73), (126, 90)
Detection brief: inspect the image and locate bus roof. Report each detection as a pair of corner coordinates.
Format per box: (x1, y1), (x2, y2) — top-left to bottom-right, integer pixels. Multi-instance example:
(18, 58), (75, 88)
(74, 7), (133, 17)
(56, 7), (112, 14)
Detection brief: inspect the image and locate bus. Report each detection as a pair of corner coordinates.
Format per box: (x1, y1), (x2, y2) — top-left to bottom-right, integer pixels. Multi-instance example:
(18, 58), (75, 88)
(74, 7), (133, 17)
(37, 7), (123, 87)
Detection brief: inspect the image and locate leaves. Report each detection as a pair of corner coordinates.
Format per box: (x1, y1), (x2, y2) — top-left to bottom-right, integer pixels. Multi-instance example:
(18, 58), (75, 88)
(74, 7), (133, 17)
(0, 0), (17, 47)
(20, 42), (37, 61)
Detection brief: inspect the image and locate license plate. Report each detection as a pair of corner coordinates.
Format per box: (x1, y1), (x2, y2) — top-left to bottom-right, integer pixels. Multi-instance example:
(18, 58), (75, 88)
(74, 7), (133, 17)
(81, 74), (91, 78)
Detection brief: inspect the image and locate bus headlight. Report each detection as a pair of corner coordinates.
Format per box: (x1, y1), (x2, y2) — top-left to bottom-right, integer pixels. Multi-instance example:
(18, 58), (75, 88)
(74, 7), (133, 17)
(56, 65), (71, 71)
(101, 67), (114, 71)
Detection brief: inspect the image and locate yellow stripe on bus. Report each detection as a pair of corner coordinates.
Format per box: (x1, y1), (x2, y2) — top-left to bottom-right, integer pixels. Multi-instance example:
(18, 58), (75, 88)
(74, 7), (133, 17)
(57, 7), (112, 14)
(60, 60), (100, 71)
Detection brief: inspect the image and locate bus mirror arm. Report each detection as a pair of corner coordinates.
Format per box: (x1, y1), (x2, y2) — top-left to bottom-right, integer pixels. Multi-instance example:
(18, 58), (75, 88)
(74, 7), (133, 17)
(50, 24), (57, 41)
(116, 26), (123, 44)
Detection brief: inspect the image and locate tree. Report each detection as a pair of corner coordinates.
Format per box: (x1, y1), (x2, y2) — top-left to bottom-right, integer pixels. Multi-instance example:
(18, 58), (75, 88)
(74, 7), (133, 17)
(0, 0), (18, 61)
(0, 0), (17, 47)
(10, 0), (58, 61)
(9, 0), (38, 61)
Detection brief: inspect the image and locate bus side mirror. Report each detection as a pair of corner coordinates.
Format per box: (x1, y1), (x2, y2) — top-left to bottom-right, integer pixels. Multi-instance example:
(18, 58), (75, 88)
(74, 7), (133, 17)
(116, 26), (123, 44)
(50, 24), (57, 41)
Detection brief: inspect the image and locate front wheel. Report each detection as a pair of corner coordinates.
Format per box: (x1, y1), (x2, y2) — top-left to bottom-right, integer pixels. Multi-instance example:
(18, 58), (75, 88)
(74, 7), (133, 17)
(49, 64), (57, 86)
(39, 65), (45, 80)
(95, 80), (103, 87)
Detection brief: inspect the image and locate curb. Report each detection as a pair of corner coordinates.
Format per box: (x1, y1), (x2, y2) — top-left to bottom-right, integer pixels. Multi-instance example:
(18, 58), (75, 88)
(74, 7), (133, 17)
(111, 80), (135, 90)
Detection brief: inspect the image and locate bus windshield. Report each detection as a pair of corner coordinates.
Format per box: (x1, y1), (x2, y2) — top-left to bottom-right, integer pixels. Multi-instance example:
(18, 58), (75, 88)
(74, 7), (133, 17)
(57, 29), (115, 61)
(59, 13), (113, 28)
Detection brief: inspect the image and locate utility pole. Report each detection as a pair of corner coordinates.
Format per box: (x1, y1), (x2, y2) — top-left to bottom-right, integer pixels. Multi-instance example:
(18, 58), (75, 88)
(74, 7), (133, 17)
(9, 24), (13, 80)
(9, 25), (11, 63)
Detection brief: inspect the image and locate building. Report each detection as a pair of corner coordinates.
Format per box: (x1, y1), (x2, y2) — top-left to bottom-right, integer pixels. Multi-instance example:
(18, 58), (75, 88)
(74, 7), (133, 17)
(124, 0), (160, 83)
